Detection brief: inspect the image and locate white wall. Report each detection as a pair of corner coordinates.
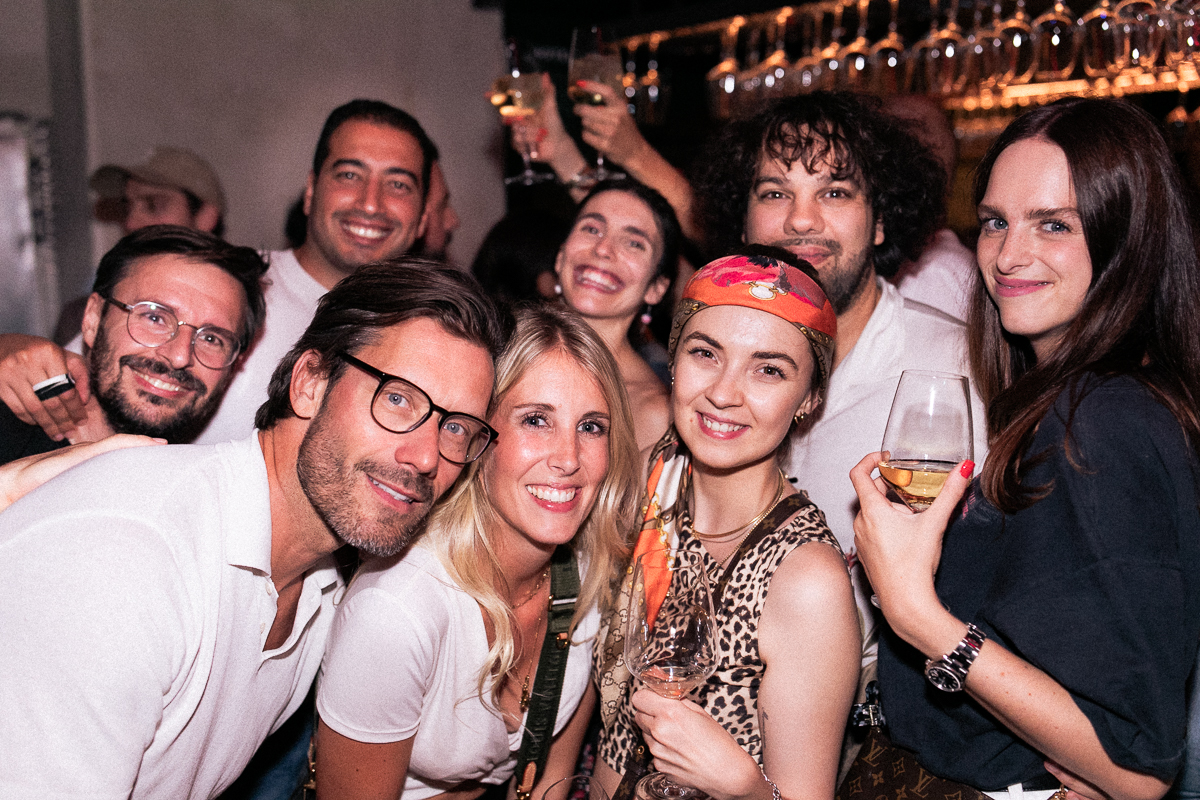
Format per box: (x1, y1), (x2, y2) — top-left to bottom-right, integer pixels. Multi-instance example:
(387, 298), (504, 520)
(78, 0), (507, 289)
(0, 1), (52, 117)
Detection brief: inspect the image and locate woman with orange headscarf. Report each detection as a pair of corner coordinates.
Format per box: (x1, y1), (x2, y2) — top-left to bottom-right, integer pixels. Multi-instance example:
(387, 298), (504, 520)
(592, 247), (861, 800)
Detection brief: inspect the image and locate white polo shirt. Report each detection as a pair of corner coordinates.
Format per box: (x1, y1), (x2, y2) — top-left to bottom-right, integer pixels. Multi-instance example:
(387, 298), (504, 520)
(0, 433), (341, 799)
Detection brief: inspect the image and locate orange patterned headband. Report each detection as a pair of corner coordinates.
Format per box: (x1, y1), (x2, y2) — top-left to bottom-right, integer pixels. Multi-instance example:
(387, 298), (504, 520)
(668, 253), (837, 394)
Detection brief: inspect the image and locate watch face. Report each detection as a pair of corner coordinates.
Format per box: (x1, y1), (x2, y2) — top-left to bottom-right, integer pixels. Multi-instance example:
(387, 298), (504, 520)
(925, 662), (964, 693)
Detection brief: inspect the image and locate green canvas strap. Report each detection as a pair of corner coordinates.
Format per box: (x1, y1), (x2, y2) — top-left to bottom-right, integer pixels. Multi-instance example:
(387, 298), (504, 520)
(513, 546), (580, 800)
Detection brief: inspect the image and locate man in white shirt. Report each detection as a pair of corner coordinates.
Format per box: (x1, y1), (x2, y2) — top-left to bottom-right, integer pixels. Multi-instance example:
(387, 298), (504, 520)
(0, 262), (504, 799)
(0, 99), (442, 448)
(694, 93), (989, 694)
(883, 94), (976, 322)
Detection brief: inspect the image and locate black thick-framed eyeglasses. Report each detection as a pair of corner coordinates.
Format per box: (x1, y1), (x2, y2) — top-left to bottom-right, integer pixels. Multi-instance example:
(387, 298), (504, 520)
(336, 351), (497, 465)
(101, 296), (242, 369)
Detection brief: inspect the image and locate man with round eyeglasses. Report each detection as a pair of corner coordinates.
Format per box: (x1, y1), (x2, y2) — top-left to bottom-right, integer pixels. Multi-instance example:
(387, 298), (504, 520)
(0, 225), (267, 465)
(0, 261), (507, 797)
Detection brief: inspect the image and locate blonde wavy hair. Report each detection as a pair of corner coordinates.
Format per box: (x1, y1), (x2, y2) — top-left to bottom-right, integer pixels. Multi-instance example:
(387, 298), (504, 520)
(421, 304), (641, 702)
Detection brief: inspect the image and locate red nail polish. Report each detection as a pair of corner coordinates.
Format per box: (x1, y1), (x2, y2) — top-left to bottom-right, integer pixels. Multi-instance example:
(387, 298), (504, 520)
(960, 460), (975, 478)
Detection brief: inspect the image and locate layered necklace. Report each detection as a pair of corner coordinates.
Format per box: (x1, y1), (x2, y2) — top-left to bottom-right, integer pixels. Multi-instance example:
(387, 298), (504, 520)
(686, 468), (788, 569)
(509, 567), (550, 712)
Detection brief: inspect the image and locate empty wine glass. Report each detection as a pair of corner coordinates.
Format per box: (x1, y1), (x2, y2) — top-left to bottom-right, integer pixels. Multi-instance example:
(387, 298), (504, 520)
(624, 549), (718, 800)
(905, 0), (945, 93)
(866, 0), (906, 93)
(750, 11), (794, 104)
(928, 0), (970, 95)
(838, 0), (875, 88)
(490, 71), (554, 187)
(706, 17), (744, 120)
(1032, 0), (1081, 81)
(994, 0), (1039, 86)
(818, 1), (850, 89)
(1080, 0), (1123, 77)
(1164, 0), (1200, 68)
(1115, 0), (1165, 73)
(878, 370), (974, 512)
(975, 0), (1012, 89)
(733, 24), (766, 118)
(786, 5), (829, 93)
(569, 26), (628, 184)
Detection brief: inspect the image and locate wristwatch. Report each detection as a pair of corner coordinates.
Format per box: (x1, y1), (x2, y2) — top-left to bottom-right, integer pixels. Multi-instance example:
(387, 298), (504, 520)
(924, 623), (986, 692)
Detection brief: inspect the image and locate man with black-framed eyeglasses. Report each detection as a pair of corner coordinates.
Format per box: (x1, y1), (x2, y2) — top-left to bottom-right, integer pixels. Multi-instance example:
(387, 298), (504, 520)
(0, 260), (507, 797)
(0, 225), (267, 465)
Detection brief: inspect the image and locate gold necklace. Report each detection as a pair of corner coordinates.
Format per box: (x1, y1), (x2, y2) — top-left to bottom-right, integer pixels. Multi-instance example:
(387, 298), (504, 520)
(509, 568), (549, 712)
(510, 568), (549, 611)
(690, 469), (787, 544)
(518, 600), (547, 712)
(717, 473), (788, 568)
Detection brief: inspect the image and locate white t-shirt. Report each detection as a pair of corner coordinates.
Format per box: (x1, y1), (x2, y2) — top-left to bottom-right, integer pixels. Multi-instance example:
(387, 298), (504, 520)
(318, 545), (599, 800)
(0, 433), (342, 799)
(65, 249), (328, 445)
(888, 228), (976, 323)
(197, 249), (327, 444)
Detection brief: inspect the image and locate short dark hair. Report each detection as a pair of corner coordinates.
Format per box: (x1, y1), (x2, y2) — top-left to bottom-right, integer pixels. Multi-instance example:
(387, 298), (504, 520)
(311, 99), (439, 202)
(694, 91), (946, 278)
(578, 177), (682, 285)
(92, 224), (267, 348)
(255, 259), (509, 430)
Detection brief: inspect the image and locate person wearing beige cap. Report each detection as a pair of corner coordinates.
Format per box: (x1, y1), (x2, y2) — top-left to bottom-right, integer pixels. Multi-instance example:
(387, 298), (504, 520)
(91, 146), (225, 237)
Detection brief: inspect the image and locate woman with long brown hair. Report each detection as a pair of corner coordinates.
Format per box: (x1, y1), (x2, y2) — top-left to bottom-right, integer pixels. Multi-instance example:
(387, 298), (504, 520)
(851, 97), (1200, 800)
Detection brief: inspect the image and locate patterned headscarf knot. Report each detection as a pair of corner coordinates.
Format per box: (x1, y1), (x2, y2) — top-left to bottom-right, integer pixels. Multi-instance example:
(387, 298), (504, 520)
(668, 252), (838, 403)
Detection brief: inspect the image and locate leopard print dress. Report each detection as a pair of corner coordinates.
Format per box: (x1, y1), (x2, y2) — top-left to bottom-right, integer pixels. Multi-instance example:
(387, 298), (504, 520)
(597, 491), (845, 773)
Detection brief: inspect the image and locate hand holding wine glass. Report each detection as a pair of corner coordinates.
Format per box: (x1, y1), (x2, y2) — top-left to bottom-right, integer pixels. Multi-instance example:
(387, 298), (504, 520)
(490, 71), (554, 186)
(878, 370), (974, 512)
(624, 549), (718, 800)
(568, 26), (629, 184)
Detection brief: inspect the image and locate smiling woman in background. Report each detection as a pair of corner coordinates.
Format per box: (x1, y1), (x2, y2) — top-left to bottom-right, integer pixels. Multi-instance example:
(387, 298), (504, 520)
(851, 97), (1200, 800)
(554, 177), (681, 452)
(314, 305), (640, 800)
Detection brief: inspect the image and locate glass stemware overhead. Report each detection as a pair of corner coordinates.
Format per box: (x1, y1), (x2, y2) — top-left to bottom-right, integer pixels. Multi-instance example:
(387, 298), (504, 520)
(1114, 0), (1166, 73)
(905, 0), (944, 92)
(994, 0), (1039, 85)
(1033, 0), (1081, 81)
(705, 17), (744, 120)
(866, 0), (907, 93)
(818, 1), (850, 89)
(1080, 0), (1123, 76)
(929, 0), (970, 95)
(786, 4), (829, 93)
(839, 0), (875, 87)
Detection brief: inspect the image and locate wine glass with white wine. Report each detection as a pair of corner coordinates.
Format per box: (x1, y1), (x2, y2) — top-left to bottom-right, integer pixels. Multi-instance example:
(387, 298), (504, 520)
(878, 370), (974, 512)
(490, 71), (554, 187)
(623, 549), (718, 800)
(568, 26), (628, 185)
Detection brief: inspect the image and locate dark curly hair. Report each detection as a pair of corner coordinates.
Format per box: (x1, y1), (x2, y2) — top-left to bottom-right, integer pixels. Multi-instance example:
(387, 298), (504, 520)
(693, 91), (946, 278)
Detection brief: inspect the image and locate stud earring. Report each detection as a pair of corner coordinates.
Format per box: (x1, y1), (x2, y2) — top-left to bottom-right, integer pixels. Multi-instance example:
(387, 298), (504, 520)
(554, 283), (563, 296)
(640, 304), (653, 326)
(793, 411), (808, 425)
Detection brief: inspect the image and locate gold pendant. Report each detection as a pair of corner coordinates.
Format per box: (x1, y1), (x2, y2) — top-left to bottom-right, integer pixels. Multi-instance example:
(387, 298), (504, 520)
(520, 674), (531, 711)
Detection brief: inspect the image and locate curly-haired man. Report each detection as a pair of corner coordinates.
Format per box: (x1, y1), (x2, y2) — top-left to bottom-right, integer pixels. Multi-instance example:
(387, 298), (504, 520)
(694, 91), (988, 683)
